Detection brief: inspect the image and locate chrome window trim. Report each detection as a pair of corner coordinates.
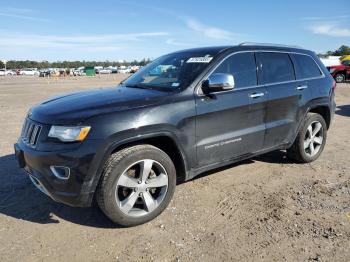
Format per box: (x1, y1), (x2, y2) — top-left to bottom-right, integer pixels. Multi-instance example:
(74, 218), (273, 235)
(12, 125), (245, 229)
(196, 50), (325, 96)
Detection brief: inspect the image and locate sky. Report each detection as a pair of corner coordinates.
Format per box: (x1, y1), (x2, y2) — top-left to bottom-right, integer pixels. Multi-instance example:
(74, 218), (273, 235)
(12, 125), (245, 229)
(0, 0), (349, 61)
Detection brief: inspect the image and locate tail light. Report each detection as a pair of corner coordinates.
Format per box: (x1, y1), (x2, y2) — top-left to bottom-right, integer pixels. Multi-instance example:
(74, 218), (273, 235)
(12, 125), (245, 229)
(332, 80), (336, 91)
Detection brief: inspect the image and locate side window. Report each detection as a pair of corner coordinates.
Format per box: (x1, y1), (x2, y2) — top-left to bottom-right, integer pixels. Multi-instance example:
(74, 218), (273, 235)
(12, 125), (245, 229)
(212, 52), (257, 88)
(292, 54), (322, 79)
(258, 52), (295, 84)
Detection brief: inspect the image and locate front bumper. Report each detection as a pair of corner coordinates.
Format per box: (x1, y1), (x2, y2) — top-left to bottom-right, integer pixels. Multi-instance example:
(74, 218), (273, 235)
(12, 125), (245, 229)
(14, 139), (102, 207)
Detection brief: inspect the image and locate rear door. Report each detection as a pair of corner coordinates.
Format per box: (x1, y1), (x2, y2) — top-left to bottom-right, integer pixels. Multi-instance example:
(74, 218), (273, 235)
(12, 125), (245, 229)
(290, 52), (324, 114)
(256, 52), (307, 148)
(195, 52), (267, 166)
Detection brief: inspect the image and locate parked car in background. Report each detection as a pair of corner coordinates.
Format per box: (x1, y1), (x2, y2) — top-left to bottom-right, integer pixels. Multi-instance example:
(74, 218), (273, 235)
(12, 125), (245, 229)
(39, 69), (53, 77)
(0, 69), (16, 76)
(98, 68), (112, 74)
(94, 66), (103, 74)
(105, 66), (118, 74)
(110, 68), (118, 74)
(130, 65), (140, 73)
(327, 60), (350, 83)
(73, 67), (85, 76)
(20, 68), (39, 76)
(117, 67), (131, 74)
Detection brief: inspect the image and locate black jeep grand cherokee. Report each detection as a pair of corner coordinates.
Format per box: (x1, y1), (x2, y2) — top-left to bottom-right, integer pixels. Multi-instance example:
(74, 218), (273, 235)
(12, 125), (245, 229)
(14, 43), (336, 226)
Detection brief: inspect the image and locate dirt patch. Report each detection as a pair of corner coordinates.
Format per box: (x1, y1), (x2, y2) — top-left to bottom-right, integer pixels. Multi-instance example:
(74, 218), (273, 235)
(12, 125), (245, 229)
(0, 76), (349, 261)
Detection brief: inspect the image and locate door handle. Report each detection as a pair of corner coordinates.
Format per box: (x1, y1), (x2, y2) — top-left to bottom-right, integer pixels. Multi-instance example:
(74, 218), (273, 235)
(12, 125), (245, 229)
(296, 85), (308, 90)
(250, 92), (265, 98)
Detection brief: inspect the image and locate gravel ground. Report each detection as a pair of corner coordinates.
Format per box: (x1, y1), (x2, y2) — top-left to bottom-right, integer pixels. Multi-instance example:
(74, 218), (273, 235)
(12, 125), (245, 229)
(0, 75), (349, 262)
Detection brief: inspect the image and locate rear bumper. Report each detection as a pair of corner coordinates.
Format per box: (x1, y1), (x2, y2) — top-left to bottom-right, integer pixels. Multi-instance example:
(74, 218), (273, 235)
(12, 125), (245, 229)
(14, 139), (102, 207)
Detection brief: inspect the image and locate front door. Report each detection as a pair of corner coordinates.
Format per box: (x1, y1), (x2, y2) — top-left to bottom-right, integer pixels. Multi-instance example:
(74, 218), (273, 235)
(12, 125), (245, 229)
(195, 52), (267, 167)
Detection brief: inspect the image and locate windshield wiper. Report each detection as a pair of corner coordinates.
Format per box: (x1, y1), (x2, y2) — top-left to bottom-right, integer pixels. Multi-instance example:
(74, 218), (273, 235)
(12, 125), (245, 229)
(124, 83), (150, 90)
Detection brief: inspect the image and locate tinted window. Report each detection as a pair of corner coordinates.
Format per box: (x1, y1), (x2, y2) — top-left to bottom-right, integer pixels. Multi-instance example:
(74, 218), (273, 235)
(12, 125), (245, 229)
(212, 52), (257, 88)
(258, 52), (295, 84)
(293, 54), (322, 79)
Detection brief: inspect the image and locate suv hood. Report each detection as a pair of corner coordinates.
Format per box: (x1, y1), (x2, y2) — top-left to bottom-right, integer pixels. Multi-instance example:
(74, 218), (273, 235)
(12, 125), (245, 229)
(29, 86), (170, 124)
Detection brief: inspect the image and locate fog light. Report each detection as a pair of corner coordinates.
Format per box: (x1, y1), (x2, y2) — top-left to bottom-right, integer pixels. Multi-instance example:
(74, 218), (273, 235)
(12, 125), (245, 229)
(50, 166), (70, 180)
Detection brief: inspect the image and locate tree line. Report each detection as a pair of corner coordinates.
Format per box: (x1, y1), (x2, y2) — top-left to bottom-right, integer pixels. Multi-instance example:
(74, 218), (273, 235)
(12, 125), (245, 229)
(318, 45), (350, 58)
(1, 45), (349, 69)
(0, 58), (152, 69)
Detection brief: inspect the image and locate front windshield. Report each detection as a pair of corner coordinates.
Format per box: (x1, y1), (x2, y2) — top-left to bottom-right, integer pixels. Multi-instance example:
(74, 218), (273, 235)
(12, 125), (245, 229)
(123, 50), (219, 91)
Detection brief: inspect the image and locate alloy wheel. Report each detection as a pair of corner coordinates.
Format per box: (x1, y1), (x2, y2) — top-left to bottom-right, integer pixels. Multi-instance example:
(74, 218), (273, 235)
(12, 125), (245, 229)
(303, 121), (324, 157)
(335, 74), (344, 83)
(115, 159), (168, 217)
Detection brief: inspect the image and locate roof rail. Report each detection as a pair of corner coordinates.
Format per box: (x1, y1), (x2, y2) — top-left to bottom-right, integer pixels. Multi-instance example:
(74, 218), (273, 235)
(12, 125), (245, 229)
(239, 42), (303, 49)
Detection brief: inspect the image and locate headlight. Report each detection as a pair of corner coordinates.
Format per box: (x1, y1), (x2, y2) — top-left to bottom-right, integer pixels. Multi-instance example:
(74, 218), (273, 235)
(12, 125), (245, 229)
(48, 126), (91, 142)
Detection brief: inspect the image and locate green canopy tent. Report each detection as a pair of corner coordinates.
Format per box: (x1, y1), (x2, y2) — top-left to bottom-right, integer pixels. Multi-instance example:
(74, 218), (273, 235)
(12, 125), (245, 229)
(85, 66), (95, 77)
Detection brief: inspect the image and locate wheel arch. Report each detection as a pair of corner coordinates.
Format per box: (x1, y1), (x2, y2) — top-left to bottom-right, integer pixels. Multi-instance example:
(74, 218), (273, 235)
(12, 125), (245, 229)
(288, 100), (332, 149)
(90, 132), (189, 198)
(334, 69), (347, 75)
(308, 105), (331, 129)
(110, 134), (188, 183)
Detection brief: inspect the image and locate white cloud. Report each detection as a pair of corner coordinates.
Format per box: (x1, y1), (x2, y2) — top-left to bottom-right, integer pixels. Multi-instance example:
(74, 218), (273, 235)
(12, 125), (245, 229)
(165, 38), (189, 46)
(300, 15), (348, 21)
(5, 7), (34, 13)
(0, 12), (50, 22)
(309, 24), (350, 37)
(0, 7), (50, 22)
(0, 31), (170, 49)
(184, 18), (233, 40)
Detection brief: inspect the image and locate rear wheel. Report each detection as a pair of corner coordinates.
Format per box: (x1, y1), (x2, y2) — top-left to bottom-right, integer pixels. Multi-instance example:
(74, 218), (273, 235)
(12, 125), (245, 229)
(335, 73), (345, 83)
(96, 144), (176, 226)
(287, 113), (327, 163)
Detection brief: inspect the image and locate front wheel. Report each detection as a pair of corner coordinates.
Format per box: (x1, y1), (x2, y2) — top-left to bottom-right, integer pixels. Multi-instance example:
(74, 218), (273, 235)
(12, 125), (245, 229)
(287, 113), (327, 163)
(96, 144), (176, 226)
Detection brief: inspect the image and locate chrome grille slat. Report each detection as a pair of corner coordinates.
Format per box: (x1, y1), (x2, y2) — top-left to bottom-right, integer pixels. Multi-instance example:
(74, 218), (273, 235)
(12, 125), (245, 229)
(20, 121), (25, 136)
(30, 125), (39, 145)
(20, 118), (42, 148)
(26, 124), (34, 142)
(23, 120), (30, 138)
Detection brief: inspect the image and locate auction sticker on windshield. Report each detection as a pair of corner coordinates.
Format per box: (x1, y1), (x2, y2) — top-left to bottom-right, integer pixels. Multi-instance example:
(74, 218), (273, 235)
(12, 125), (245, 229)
(187, 55), (213, 63)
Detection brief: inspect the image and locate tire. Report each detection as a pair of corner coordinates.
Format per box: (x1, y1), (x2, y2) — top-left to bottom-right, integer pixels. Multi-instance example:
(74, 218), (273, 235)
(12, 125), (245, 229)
(335, 73), (345, 83)
(96, 144), (176, 226)
(287, 113), (327, 163)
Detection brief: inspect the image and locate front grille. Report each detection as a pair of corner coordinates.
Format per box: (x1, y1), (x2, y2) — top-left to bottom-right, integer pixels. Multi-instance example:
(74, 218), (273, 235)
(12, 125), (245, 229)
(21, 119), (42, 147)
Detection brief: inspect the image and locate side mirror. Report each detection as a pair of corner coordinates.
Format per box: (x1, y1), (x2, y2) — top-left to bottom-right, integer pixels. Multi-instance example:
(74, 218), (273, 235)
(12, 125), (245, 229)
(202, 73), (235, 94)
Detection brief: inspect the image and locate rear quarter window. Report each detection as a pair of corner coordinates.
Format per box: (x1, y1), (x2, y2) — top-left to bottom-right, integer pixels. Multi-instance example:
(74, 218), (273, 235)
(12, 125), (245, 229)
(291, 54), (322, 79)
(257, 52), (295, 84)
